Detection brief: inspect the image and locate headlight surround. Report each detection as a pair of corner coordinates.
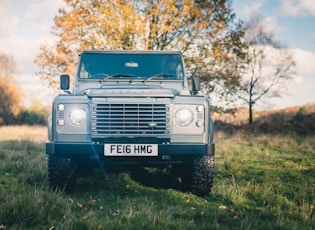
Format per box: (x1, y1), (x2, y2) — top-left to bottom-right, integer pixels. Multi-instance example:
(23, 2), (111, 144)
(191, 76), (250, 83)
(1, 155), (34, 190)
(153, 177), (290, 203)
(175, 108), (194, 127)
(69, 108), (87, 126)
(172, 104), (206, 135)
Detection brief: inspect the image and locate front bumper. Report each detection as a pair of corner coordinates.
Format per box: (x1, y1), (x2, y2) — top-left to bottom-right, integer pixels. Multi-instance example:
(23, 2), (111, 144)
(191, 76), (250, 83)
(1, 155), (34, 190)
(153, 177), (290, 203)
(46, 142), (215, 157)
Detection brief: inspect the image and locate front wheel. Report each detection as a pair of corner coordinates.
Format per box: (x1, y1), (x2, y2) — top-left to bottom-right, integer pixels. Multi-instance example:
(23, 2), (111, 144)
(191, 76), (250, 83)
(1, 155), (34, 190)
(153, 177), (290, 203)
(48, 155), (77, 193)
(182, 155), (215, 196)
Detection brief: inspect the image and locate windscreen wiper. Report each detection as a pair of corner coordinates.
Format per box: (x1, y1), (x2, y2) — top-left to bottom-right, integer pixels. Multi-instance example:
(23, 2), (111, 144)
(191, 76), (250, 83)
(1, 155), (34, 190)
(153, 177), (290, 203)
(101, 73), (134, 82)
(143, 73), (176, 82)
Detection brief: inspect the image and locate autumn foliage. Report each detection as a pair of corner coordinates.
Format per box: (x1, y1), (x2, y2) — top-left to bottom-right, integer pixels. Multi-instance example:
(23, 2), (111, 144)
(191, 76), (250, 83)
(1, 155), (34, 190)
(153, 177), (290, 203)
(0, 53), (49, 125)
(0, 53), (23, 124)
(35, 0), (243, 93)
(0, 76), (23, 124)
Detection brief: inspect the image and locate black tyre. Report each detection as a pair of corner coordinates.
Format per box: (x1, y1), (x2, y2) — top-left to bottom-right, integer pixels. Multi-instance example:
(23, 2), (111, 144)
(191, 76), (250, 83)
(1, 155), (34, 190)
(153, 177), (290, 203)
(182, 155), (215, 196)
(48, 155), (77, 193)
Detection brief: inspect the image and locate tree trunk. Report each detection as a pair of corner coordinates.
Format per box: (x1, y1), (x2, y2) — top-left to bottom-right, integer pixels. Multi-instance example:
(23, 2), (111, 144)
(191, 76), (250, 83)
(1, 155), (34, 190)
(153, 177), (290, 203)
(249, 87), (253, 124)
(249, 101), (253, 124)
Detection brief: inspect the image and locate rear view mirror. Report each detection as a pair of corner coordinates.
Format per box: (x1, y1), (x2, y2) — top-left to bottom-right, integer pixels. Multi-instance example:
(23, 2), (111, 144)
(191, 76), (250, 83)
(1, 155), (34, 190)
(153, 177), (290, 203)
(60, 75), (70, 91)
(192, 76), (200, 94)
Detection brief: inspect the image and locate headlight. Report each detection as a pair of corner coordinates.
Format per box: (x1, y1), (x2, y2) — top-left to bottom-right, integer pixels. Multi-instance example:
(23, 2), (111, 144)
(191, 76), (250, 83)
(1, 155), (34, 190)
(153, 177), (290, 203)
(175, 108), (193, 127)
(69, 108), (87, 126)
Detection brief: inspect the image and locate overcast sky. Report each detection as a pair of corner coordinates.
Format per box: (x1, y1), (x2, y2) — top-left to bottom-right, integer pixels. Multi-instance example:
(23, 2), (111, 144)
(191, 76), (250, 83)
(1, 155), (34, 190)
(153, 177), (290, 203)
(0, 0), (314, 109)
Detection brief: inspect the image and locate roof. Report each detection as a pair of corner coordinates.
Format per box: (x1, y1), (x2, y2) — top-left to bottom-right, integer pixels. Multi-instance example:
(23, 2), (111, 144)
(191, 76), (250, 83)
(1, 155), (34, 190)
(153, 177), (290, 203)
(80, 50), (182, 56)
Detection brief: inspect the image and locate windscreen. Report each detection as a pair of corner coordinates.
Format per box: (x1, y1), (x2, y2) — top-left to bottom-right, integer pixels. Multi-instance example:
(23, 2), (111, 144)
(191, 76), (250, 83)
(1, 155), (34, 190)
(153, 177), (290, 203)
(79, 53), (184, 80)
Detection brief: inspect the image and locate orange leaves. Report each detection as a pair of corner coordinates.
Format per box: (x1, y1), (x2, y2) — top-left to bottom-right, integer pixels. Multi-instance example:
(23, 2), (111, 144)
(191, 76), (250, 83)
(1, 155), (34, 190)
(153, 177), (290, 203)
(35, 0), (239, 91)
(71, 197), (106, 211)
(218, 204), (240, 220)
(0, 75), (23, 122)
(218, 205), (228, 210)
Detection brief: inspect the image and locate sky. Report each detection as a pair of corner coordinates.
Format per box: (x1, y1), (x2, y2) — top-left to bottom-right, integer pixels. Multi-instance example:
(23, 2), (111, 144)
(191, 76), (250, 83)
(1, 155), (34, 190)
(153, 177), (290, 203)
(0, 0), (314, 110)
(232, 0), (315, 109)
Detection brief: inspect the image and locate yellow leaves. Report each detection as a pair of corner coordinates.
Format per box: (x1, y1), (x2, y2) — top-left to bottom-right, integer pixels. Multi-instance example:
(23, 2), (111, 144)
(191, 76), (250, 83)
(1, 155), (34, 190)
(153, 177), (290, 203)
(36, 0), (237, 89)
(0, 76), (23, 120)
(94, 0), (144, 49)
(0, 54), (22, 116)
(183, 3), (192, 12)
(218, 204), (240, 220)
(112, 210), (120, 216)
(71, 197), (106, 212)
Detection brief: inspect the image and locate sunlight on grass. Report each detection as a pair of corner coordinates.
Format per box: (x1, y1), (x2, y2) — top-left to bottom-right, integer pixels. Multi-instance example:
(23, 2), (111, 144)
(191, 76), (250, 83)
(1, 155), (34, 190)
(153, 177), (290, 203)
(0, 125), (47, 142)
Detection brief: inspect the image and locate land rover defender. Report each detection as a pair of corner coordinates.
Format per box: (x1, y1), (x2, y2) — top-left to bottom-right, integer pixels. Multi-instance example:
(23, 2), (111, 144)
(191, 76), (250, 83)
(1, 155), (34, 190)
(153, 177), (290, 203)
(46, 50), (215, 196)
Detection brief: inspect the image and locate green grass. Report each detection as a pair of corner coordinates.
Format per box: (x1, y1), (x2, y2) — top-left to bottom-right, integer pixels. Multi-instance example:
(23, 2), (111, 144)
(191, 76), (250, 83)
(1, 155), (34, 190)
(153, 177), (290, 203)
(0, 126), (314, 229)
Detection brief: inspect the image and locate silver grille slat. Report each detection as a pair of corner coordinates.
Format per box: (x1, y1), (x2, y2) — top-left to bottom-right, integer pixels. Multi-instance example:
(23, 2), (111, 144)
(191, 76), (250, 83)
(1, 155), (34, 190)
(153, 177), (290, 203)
(92, 103), (170, 136)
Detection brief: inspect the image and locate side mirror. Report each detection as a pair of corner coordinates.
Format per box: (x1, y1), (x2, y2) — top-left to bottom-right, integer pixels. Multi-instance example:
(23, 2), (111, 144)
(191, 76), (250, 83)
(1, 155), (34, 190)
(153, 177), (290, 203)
(60, 74), (70, 91)
(192, 76), (200, 94)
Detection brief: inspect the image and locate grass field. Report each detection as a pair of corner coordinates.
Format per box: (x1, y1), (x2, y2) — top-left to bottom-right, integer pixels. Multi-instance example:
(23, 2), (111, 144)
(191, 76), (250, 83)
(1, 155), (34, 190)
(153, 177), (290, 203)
(0, 125), (314, 229)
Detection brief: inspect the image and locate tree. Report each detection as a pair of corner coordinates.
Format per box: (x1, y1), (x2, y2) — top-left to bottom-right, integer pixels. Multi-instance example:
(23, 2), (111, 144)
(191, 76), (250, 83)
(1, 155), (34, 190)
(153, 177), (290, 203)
(0, 53), (23, 125)
(35, 0), (244, 101)
(0, 54), (17, 77)
(201, 22), (247, 111)
(239, 15), (295, 123)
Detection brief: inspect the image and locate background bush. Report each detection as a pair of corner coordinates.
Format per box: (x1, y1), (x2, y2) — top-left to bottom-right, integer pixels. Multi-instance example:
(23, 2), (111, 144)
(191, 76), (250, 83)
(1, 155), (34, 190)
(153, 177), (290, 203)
(213, 104), (315, 136)
(0, 102), (50, 126)
(16, 109), (49, 125)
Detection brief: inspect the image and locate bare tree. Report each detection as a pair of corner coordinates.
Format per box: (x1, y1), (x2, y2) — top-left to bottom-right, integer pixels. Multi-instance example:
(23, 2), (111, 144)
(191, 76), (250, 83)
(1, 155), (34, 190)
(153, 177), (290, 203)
(0, 53), (17, 78)
(240, 15), (296, 123)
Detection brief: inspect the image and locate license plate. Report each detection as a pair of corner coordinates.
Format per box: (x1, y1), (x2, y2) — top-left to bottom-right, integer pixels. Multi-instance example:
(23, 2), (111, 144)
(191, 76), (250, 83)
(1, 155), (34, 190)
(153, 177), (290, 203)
(104, 144), (158, 156)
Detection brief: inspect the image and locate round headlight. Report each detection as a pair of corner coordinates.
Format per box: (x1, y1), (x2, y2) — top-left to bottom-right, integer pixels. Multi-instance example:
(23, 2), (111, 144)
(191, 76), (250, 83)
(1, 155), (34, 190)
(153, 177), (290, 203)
(69, 108), (87, 126)
(175, 108), (193, 127)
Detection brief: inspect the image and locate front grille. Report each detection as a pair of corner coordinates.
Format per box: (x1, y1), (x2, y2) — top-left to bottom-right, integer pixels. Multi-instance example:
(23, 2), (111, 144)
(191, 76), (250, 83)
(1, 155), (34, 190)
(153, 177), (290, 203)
(92, 103), (170, 137)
